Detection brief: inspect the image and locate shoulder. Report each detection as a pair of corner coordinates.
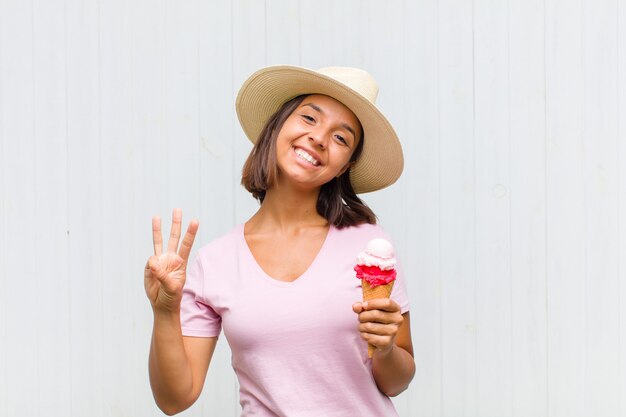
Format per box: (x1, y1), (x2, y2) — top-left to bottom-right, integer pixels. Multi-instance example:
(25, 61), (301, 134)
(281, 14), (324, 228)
(194, 224), (242, 265)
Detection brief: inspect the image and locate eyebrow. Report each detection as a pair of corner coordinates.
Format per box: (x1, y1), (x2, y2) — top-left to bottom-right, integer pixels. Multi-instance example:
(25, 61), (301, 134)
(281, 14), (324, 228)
(302, 103), (357, 139)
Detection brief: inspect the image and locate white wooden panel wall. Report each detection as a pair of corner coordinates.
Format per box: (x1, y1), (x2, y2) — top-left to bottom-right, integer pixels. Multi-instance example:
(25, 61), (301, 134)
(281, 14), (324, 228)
(0, 1), (624, 416)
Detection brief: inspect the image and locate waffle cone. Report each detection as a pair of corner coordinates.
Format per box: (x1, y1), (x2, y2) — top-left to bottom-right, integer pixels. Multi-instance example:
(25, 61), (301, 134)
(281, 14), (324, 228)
(361, 279), (394, 357)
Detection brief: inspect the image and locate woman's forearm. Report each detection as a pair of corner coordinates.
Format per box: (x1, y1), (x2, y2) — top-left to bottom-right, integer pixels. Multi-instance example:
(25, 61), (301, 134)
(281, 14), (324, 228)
(371, 344), (416, 397)
(149, 310), (194, 414)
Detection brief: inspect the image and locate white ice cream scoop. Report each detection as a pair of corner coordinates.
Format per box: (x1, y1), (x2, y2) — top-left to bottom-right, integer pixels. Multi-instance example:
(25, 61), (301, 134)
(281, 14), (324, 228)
(356, 238), (396, 270)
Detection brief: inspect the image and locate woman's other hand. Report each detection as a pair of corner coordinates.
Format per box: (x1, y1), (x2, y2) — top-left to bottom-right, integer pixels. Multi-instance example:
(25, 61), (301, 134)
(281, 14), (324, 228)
(144, 208), (199, 313)
(352, 298), (404, 357)
(353, 299), (415, 396)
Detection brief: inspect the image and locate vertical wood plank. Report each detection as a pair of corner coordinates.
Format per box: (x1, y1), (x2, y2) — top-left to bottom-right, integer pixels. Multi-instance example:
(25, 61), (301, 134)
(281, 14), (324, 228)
(359, 1), (411, 413)
(66, 0), (104, 414)
(99, 1), (137, 415)
(299, 0), (333, 68)
(438, 1), (477, 415)
(129, 0), (168, 221)
(509, 0), (548, 416)
(617, 3), (626, 417)
(197, 0), (236, 243)
(231, 3), (268, 412)
(188, 1), (239, 416)
(164, 0), (201, 218)
(402, 0), (442, 415)
(620, 3), (626, 414)
(266, 0), (300, 65)
(196, 1), (239, 414)
(581, 0), (621, 415)
(0, 1), (5, 410)
(232, 0), (266, 226)
(0, 3), (8, 416)
(129, 0), (170, 415)
(330, 0), (366, 67)
(33, 0), (72, 413)
(0, 2), (38, 416)
(473, 1), (512, 416)
(545, 0), (586, 416)
(361, 0), (406, 247)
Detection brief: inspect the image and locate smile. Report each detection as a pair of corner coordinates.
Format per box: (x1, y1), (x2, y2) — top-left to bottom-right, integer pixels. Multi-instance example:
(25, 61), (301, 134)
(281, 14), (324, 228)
(294, 148), (321, 166)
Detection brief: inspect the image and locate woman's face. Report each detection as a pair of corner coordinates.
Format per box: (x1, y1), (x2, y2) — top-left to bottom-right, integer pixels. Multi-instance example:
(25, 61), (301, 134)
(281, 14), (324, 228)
(274, 94), (362, 191)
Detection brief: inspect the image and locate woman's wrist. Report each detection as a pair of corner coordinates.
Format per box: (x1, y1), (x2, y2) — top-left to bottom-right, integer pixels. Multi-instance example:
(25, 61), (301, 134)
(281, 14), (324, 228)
(372, 343), (415, 397)
(374, 342), (396, 359)
(152, 306), (181, 324)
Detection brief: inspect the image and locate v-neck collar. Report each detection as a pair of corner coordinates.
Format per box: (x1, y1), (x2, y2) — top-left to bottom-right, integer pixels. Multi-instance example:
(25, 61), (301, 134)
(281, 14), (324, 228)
(239, 223), (334, 287)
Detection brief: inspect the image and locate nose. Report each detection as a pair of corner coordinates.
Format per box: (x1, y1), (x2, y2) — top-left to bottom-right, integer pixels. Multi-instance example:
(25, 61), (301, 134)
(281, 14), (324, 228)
(308, 128), (327, 150)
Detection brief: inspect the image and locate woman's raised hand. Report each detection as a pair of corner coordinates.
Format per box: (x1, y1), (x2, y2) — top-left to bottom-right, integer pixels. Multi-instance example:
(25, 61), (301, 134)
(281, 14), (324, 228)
(144, 208), (199, 312)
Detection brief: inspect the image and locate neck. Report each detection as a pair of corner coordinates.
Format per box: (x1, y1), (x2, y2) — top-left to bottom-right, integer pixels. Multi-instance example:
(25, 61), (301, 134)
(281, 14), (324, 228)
(248, 181), (327, 232)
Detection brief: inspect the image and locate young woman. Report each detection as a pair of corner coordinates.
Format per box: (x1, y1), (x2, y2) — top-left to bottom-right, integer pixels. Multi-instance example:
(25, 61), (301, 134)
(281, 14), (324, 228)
(144, 66), (415, 416)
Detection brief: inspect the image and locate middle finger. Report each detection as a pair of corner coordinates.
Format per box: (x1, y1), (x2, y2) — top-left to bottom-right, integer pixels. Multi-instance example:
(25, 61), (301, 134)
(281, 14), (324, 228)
(167, 208), (183, 253)
(358, 309), (402, 325)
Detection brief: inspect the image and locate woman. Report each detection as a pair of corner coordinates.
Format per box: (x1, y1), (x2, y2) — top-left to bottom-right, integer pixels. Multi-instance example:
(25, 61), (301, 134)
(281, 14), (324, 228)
(145, 66), (415, 416)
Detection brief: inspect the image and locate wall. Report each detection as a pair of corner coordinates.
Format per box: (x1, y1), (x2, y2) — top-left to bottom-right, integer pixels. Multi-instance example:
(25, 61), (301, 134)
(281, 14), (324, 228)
(0, 0), (624, 416)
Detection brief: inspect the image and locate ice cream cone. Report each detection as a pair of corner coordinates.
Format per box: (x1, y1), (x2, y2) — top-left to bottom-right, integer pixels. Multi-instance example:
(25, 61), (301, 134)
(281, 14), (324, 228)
(355, 238), (398, 358)
(362, 279), (394, 357)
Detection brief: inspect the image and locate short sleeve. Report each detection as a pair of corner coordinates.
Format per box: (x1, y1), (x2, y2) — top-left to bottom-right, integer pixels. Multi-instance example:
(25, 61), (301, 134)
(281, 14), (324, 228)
(390, 259), (410, 314)
(180, 255), (222, 337)
(377, 227), (410, 315)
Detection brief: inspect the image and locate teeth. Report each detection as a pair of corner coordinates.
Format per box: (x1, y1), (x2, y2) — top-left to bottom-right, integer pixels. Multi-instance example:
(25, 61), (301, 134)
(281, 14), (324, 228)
(295, 148), (320, 166)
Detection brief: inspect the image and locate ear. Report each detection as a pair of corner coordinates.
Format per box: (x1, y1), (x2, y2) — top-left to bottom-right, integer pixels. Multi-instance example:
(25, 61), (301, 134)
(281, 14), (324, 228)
(336, 161), (354, 178)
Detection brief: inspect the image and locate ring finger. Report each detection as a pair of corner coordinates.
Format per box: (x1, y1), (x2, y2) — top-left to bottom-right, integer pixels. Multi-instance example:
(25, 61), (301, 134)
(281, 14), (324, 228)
(358, 310), (401, 325)
(358, 322), (397, 336)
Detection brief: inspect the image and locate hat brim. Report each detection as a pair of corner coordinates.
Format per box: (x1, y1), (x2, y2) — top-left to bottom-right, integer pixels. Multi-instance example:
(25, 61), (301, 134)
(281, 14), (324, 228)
(235, 65), (403, 194)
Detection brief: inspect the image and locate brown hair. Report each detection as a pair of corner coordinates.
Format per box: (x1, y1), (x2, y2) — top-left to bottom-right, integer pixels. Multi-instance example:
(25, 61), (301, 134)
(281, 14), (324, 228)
(241, 95), (376, 228)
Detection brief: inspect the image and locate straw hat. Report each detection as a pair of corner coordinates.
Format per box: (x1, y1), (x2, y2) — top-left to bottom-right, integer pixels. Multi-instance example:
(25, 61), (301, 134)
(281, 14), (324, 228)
(235, 65), (403, 194)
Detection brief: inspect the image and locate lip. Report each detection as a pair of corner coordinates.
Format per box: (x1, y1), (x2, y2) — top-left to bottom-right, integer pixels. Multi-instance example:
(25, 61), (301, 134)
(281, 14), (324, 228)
(293, 146), (323, 167)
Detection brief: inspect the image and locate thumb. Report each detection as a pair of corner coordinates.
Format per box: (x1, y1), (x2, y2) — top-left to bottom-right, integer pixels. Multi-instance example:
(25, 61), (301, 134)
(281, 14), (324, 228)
(148, 256), (168, 283)
(352, 302), (364, 314)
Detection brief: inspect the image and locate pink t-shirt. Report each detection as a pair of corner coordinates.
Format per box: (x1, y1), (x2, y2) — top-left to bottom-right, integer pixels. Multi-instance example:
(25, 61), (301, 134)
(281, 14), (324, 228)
(181, 222), (410, 417)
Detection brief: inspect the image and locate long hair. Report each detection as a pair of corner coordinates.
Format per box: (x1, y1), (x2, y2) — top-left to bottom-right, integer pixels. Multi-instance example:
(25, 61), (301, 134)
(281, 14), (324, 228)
(241, 94), (376, 228)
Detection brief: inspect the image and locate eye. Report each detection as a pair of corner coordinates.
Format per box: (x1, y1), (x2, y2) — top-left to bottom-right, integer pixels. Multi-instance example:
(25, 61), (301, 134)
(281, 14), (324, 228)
(301, 114), (315, 123)
(334, 134), (348, 145)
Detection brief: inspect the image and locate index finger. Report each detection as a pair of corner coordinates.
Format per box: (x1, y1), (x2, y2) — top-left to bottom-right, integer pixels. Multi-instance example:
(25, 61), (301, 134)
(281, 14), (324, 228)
(362, 298), (400, 313)
(152, 216), (163, 256)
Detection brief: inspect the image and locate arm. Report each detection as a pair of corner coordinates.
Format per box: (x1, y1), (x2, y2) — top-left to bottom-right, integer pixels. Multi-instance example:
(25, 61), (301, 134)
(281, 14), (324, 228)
(371, 312), (415, 396)
(353, 300), (415, 396)
(145, 209), (217, 415)
(149, 310), (217, 415)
